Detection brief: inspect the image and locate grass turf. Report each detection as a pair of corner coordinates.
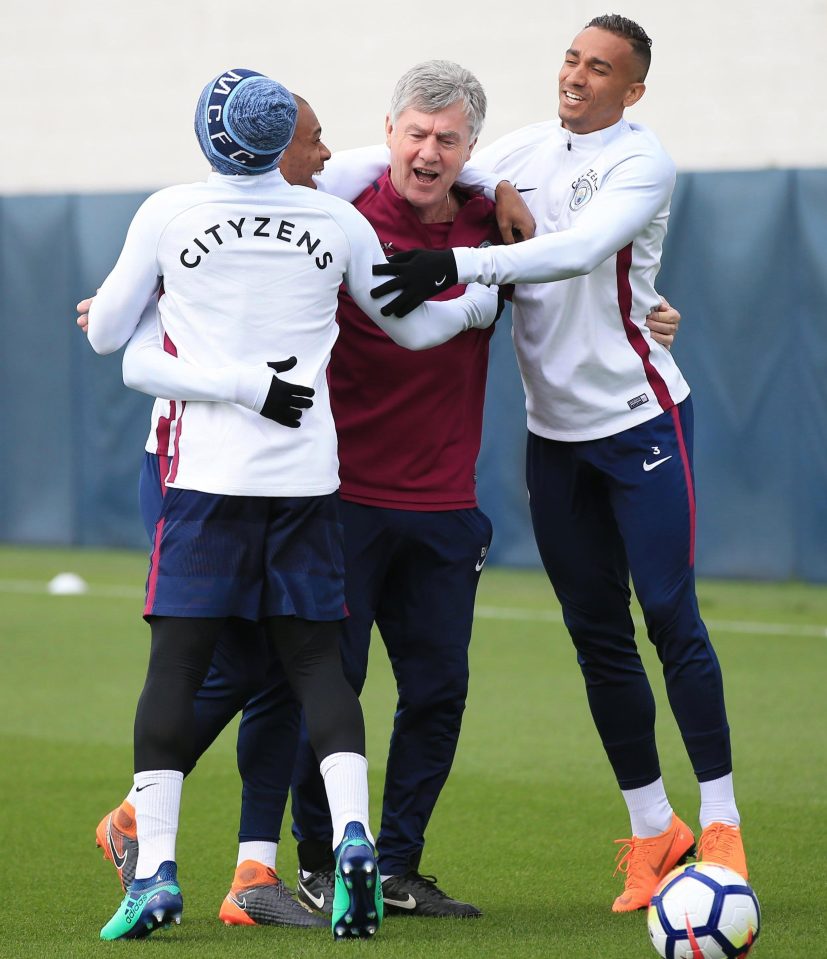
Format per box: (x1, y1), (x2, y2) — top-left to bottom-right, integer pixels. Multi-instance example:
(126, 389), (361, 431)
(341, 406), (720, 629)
(1, 544), (825, 957)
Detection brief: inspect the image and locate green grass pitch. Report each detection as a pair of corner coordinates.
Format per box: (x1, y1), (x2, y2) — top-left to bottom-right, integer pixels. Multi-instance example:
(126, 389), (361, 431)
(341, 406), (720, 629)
(1, 544), (825, 957)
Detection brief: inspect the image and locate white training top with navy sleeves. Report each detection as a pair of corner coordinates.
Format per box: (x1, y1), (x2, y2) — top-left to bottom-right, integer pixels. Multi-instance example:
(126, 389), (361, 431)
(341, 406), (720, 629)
(88, 169), (498, 497)
(460, 118), (690, 442)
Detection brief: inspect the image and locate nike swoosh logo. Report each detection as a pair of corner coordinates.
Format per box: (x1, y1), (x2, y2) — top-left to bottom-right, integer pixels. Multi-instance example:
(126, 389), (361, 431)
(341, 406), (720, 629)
(434, 275), (448, 288)
(649, 845), (675, 876)
(229, 894), (248, 911)
(384, 894), (416, 910)
(475, 548), (488, 572)
(643, 456), (672, 472)
(302, 886), (325, 910)
(135, 782), (158, 792)
(106, 820), (128, 870)
(516, 187), (537, 193)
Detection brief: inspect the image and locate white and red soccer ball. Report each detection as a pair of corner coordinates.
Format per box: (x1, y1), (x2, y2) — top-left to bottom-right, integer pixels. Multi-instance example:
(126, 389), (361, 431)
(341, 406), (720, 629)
(647, 862), (760, 959)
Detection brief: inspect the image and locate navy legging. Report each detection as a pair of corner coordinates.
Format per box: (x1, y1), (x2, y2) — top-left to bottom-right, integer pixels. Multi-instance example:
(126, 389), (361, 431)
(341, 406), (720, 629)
(526, 399), (732, 789)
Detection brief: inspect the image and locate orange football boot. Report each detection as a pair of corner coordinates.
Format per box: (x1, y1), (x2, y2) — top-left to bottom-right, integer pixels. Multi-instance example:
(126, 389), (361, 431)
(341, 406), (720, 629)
(219, 860), (326, 928)
(95, 800), (138, 891)
(612, 813), (696, 912)
(698, 822), (748, 879)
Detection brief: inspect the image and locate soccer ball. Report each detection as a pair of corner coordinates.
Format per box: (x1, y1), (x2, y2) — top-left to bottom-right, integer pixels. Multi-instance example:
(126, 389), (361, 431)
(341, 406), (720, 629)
(647, 862), (760, 959)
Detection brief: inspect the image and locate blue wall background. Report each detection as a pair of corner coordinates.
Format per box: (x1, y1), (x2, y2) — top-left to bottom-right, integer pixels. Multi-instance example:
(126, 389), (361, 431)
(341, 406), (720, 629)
(2, 170), (825, 581)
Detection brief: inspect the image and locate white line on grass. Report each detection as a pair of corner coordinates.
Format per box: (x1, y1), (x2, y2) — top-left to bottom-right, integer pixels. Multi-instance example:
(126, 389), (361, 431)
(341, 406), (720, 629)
(474, 605), (827, 639)
(0, 579), (144, 599)
(1, 580), (825, 638)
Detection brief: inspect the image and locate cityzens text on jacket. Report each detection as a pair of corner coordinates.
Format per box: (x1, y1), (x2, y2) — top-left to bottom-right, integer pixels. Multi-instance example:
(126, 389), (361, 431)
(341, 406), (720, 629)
(179, 216), (334, 270)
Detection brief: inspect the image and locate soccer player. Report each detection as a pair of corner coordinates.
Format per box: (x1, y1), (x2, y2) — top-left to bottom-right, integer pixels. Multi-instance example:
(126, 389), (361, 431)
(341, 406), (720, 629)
(372, 15), (748, 912)
(84, 68), (501, 941)
(87, 94), (332, 932)
(109, 61), (681, 921)
(279, 94), (333, 189)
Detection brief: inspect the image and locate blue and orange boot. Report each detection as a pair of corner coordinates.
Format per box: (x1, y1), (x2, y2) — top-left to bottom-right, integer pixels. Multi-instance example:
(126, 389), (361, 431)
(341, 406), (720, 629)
(95, 801), (138, 891)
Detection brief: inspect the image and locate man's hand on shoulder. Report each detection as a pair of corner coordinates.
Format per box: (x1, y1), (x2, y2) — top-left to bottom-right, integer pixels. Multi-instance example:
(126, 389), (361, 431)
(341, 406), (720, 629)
(371, 250), (459, 318)
(260, 357), (315, 428)
(494, 181), (536, 245)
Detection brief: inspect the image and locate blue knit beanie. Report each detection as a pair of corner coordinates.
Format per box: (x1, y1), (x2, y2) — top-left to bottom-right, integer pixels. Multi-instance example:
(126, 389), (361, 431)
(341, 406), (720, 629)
(194, 68), (298, 175)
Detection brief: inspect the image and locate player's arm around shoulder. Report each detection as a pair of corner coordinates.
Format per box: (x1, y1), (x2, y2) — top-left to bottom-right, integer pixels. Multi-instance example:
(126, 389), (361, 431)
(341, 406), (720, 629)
(458, 123), (550, 240)
(454, 136), (675, 287)
(336, 201), (500, 349)
(315, 144), (389, 200)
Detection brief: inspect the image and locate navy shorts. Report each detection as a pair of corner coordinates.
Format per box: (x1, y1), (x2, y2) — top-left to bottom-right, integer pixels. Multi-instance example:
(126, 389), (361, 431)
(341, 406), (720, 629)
(139, 452), (171, 540)
(142, 459), (345, 622)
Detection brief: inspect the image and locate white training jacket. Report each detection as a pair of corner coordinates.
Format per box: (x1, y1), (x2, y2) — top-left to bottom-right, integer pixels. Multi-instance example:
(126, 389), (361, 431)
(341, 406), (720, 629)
(88, 170), (498, 497)
(460, 118), (690, 442)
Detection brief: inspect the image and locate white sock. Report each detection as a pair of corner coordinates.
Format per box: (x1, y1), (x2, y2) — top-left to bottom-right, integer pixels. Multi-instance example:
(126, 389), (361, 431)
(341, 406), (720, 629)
(319, 752), (373, 849)
(237, 841), (277, 870)
(125, 786), (138, 807)
(699, 773), (740, 829)
(621, 777), (674, 837)
(133, 769), (183, 880)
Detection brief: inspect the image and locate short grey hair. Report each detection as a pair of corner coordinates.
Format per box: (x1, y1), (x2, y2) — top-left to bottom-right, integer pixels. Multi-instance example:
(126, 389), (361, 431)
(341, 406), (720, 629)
(389, 60), (487, 142)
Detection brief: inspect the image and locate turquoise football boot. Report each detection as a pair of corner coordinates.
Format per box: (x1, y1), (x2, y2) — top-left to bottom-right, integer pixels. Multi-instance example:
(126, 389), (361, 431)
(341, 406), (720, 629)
(100, 860), (183, 940)
(332, 822), (382, 940)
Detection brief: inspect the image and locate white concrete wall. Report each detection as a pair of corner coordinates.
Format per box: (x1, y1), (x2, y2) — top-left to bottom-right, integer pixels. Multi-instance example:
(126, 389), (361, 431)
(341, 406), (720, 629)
(8, 0), (827, 193)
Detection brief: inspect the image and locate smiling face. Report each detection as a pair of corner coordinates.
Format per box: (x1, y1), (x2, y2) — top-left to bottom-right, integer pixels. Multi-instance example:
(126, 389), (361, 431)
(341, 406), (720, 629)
(385, 102), (476, 222)
(278, 98), (331, 189)
(558, 26), (646, 134)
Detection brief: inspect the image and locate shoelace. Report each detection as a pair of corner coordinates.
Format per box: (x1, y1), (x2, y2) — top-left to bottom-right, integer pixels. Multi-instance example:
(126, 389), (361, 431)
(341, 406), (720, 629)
(400, 872), (448, 897)
(264, 874), (294, 897)
(312, 867), (336, 889)
(612, 837), (647, 887)
(698, 823), (734, 859)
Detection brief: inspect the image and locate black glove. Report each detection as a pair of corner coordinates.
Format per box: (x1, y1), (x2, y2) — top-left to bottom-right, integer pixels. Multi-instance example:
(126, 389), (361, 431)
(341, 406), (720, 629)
(371, 249), (459, 317)
(260, 357), (315, 428)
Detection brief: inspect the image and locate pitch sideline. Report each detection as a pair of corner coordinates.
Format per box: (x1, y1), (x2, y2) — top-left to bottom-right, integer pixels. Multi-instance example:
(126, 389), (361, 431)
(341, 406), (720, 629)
(1, 577), (825, 639)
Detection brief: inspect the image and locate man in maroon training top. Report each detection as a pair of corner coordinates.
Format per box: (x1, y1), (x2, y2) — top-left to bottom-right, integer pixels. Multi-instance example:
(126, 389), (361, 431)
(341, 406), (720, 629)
(291, 62), (502, 917)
